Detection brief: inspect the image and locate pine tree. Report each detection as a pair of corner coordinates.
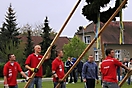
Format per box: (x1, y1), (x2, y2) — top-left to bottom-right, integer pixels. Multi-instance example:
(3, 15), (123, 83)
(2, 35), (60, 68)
(3, 3), (20, 45)
(0, 4), (21, 61)
(40, 17), (56, 76)
(24, 30), (34, 58)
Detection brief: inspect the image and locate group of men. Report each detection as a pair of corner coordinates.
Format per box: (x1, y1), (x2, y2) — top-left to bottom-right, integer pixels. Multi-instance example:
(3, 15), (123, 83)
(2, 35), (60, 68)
(3, 45), (64, 88)
(3, 45), (131, 88)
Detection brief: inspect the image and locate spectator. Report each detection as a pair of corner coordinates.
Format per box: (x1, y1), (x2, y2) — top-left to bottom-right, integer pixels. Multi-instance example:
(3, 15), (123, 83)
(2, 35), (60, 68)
(70, 57), (77, 83)
(122, 58), (129, 80)
(128, 58), (132, 85)
(98, 59), (102, 85)
(65, 57), (73, 84)
(116, 58), (121, 82)
(82, 55), (99, 88)
(77, 60), (83, 82)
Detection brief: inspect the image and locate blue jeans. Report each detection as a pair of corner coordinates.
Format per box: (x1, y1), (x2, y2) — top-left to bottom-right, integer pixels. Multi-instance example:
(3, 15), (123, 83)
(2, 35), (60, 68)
(28, 77), (42, 88)
(128, 76), (131, 85)
(53, 82), (66, 88)
(117, 69), (120, 81)
(8, 85), (18, 88)
(102, 81), (120, 88)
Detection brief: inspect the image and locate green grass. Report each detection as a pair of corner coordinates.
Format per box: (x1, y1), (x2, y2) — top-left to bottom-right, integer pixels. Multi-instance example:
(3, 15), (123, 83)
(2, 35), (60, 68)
(0, 81), (131, 88)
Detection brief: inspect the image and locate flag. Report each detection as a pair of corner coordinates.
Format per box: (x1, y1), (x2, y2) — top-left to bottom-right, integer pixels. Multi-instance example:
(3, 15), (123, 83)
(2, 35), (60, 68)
(96, 13), (101, 49)
(119, 0), (124, 44)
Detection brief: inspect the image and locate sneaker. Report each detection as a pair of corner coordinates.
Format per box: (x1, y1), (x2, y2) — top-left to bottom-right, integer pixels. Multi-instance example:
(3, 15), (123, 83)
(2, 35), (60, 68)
(72, 82), (75, 84)
(66, 82), (68, 84)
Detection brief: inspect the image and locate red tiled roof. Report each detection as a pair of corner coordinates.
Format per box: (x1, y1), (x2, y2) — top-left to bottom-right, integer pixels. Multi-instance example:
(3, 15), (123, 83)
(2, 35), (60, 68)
(102, 21), (132, 44)
(76, 21), (132, 44)
(20, 36), (70, 50)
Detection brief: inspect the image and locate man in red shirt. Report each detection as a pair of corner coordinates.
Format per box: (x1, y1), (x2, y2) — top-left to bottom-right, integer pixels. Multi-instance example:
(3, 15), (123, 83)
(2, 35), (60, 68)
(52, 50), (65, 88)
(101, 48), (130, 88)
(25, 45), (50, 88)
(3, 54), (29, 88)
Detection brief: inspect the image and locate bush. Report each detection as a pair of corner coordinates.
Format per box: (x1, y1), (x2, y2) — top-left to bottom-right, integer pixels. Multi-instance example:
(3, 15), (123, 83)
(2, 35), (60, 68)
(45, 66), (52, 77)
(0, 63), (5, 77)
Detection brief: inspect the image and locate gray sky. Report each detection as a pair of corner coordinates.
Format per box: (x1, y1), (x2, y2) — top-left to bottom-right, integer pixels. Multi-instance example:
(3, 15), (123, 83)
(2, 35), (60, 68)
(0, 0), (132, 37)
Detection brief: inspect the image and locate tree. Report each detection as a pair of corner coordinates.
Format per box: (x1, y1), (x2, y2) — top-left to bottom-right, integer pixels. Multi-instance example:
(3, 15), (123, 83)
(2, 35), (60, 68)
(24, 30), (34, 58)
(2, 3), (20, 44)
(0, 3), (21, 62)
(82, 0), (127, 23)
(63, 36), (88, 61)
(0, 40), (24, 63)
(40, 17), (56, 77)
(20, 30), (34, 71)
(19, 24), (32, 35)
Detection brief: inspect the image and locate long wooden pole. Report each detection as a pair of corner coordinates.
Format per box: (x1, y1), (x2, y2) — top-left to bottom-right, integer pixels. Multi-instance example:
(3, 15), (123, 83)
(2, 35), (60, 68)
(24, 0), (81, 88)
(55, 0), (128, 87)
(119, 70), (132, 87)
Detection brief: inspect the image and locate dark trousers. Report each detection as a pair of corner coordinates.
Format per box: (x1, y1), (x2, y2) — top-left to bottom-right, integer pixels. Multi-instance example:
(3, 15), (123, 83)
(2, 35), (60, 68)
(66, 68), (69, 82)
(85, 79), (95, 88)
(53, 82), (66, 88)
(77, 71), (83, 82)
(69, 70), (77, 83)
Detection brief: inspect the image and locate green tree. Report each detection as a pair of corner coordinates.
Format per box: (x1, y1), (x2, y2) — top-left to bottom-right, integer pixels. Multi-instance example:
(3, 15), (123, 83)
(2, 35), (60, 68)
(40, 17), (56, 77)
(0, 40), (24, 63)
(21, 30), (34, 71)
(0, 4), (21, 62)
(2, 3), (20, 44)
(63, 36), (88, 61)
(82, 0), (127, 23)
(24, 30), (34, 58)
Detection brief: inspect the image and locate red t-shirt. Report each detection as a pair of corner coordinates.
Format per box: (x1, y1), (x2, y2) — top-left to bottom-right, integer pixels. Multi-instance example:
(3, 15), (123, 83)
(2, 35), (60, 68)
(101, 56), (122, 83)
(3, 61), (22, 86)
(25, 53), (43, 77)
(52, 57), (65, 82)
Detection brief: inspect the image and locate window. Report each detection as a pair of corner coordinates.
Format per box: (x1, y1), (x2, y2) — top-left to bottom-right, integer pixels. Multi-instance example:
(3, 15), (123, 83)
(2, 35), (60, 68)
(84, 35), (91, 44)
(115, 50), (121, 60)
(94, 50), (99, 61)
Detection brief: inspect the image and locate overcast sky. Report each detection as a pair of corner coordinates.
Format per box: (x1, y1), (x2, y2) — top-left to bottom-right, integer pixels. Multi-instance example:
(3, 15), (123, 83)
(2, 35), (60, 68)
(0, 0), (132, 37)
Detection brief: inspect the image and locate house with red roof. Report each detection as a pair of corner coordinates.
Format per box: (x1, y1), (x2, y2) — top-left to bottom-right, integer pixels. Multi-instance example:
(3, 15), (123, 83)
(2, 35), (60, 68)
(75, 21), (132, 61)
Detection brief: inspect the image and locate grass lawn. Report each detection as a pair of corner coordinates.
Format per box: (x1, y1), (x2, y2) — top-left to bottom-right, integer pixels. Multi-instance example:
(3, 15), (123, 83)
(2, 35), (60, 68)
(0, 81), (131, 88)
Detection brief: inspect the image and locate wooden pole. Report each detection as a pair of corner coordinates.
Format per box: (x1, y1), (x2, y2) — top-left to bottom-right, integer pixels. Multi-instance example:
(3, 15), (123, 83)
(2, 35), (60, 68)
(100, 36), (105, 60)
(119, 70), (132, 87)
(55, 0), (128, 88)
(24, 0), (81, 88)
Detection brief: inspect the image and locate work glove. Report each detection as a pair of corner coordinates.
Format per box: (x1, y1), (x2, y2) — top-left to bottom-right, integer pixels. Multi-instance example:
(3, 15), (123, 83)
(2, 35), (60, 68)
(4, 84), (9, 88)
(26, 76), (31, 82)
(56, 77), (64, 84)
(30, 68), (39, 73)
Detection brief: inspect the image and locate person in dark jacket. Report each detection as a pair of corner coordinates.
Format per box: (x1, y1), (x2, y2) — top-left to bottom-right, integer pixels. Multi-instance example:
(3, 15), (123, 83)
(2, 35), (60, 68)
(70, 57), (77, 83)
(77, 60), (83, 82)
(82, 55), (99, 88)
(65, 57), (73, 84)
